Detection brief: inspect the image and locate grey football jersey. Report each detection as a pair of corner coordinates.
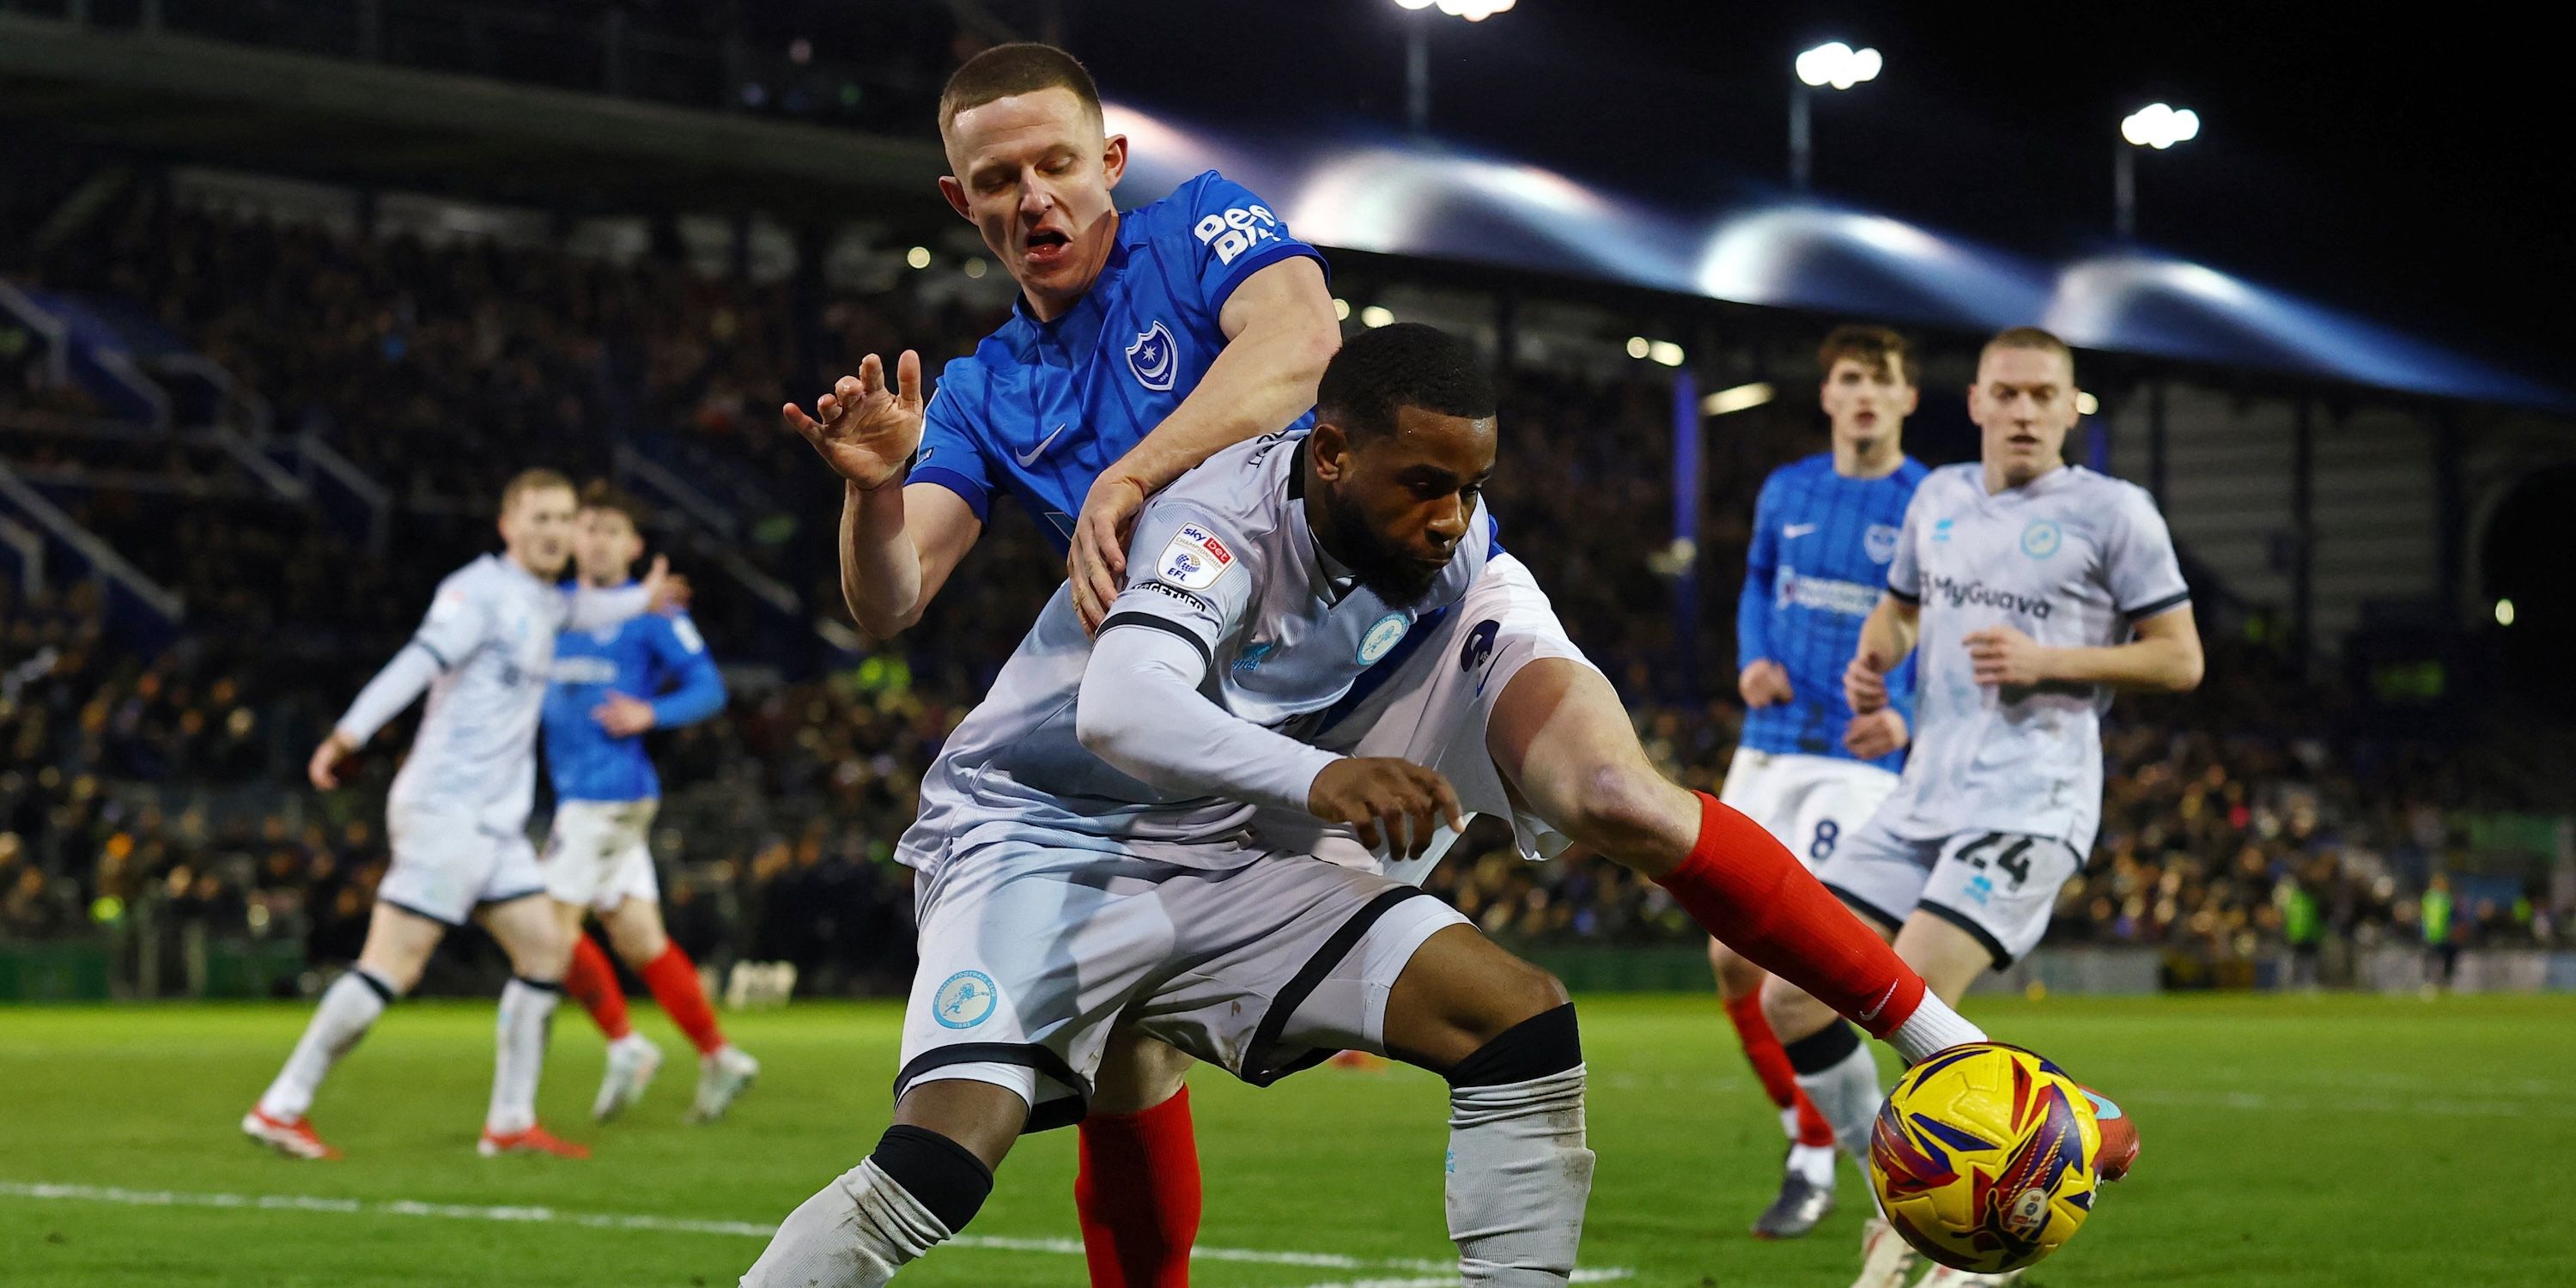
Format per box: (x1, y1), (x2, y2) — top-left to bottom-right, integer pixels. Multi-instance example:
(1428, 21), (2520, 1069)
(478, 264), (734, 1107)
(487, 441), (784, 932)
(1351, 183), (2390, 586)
(1874, 464), (2189, 853)
(899, 434), (1490, 872)
(384, 555), (571, 829)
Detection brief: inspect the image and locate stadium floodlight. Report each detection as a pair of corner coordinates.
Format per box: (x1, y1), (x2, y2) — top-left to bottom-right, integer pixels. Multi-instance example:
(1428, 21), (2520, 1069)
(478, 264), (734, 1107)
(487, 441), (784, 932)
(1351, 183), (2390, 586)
(963, 258), (987, 280)
(1648, 341), (1686, 368)
(1360, 305), (1396, 328)
(1795, 41), (1882, 90)
(2117, 103), (2199, 240)
(1790, 42), (1881, 190)
(2122, 102), (2200, 149)
(2496, 598), (2517, 627)
(905, 246), (931, 270)
(1394, 0), (1514, 132)
(2075, 391), (2100, 416)
(1333, 297), (1353, 321)
(1625, 336), (1651, 359)
(1702, 381), (1775, 416)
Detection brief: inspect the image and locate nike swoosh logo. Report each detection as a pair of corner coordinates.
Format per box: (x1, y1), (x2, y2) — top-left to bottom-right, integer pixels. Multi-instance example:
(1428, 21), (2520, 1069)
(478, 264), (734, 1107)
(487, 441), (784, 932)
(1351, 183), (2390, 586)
(1784, 523), (1819, 538)
(1856, 980), (1899, 1024)
(1015, 423), (1068, 467)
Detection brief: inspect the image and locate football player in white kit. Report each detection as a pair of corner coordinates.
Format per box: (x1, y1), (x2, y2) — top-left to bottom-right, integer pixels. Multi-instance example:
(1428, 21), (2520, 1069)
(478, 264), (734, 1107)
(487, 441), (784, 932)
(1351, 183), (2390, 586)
(1762, 327), (2190, 1287)
(241, 469), (683, 1161)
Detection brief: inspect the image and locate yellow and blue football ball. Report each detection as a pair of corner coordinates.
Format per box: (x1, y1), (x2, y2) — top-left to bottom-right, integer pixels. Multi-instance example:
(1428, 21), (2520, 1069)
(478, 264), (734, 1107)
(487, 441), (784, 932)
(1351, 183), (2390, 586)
(1868, 1042), (2103, 1274)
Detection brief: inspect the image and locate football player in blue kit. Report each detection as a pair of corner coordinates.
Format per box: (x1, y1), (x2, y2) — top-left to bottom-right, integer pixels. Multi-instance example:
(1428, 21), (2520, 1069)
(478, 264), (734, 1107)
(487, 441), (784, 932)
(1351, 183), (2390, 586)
(1714, 325), (1929, 1238)
(539, 482), (758, 1125)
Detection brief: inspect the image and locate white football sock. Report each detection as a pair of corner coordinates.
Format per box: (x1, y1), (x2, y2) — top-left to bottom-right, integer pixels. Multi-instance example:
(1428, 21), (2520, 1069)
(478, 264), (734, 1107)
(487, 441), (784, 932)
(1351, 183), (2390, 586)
(1447, 1065), (1595, 1285)
(1789, 1141), (1838, 1188)
(1887, 992), (1987, 1065)
(740, 1159), (952, 1288)
(1795, 1042), (1885, 1162)
(486, 976), (560, 1135)
(258, 969), (392, 1121)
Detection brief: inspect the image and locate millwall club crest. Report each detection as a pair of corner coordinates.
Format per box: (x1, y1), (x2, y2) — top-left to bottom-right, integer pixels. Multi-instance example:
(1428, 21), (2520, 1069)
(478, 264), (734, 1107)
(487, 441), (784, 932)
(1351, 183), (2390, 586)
(1127, 320), (1177, 392)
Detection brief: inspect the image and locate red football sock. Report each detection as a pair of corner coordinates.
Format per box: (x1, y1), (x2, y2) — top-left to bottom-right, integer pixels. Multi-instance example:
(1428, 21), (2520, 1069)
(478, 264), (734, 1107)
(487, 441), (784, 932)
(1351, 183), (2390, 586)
(1723, 991), (1838, 1147)
(1074, 1085), (1201, 1288)
(1656, 793), (1925, 1041)
(563, 933), (632, 1042)
(639, 943), (725, 1056)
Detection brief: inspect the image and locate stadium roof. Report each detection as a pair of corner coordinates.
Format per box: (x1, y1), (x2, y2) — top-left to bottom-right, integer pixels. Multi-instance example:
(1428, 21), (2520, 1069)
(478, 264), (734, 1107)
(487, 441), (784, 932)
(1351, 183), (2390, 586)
(1109, 103), (2563, 409)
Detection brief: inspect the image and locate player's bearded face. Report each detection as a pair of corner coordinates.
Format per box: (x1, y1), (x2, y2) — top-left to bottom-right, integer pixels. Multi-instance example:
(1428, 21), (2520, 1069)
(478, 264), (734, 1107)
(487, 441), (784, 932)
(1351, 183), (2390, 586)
(1315, 409), (1495, 603)
(940, 88), (1127, 316)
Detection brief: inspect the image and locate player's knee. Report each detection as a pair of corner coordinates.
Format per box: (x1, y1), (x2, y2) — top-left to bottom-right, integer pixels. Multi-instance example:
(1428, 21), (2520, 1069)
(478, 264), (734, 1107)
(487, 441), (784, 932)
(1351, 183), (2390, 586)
(1461, 953), (1571, 1049)
(866, 1124), (996, 1236)
(1446, 998), (1583, 1089)
(1561, 762), (1692, 868)
(1759, 974), (1831, 1042)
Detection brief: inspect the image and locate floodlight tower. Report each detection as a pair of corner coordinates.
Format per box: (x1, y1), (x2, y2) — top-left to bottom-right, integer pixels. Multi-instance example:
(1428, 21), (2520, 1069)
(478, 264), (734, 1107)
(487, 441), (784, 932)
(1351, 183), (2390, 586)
(2117, 102), (2201, 240)
(1790, 41), (1881, 191)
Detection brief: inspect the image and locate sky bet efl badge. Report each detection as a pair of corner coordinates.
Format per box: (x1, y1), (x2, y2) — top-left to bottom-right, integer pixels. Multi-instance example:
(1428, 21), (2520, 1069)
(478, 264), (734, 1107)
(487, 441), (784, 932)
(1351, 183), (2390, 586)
(1157, 522), (1236, 590)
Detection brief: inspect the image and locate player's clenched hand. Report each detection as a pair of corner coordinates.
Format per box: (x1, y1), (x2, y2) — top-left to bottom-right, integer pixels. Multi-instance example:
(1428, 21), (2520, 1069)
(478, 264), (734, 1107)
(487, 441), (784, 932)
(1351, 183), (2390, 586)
(781, 350), (925, 492)
(1844, 649), (1891, 714)
(1965, 625), (2052, 688)
(593, 693), (658, 738)
(307, 730), (358, 791)
(1843, 708), (1909, 759)
(1738, 659), (1793, 708)
(1070, 472), (1146, 635)
(638, 556), (690, 615)
(1307, 757), (1467, 860)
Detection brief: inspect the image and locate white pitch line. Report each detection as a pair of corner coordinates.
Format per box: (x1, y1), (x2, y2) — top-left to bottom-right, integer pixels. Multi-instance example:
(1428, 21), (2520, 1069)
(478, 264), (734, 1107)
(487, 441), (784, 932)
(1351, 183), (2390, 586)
(0, 1182), (1632, 1285)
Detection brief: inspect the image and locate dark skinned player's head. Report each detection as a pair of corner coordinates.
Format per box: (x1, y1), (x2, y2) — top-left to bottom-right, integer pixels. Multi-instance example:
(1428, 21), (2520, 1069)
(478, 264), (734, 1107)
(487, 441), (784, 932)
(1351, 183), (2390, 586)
(1306, 323), (1498, 603)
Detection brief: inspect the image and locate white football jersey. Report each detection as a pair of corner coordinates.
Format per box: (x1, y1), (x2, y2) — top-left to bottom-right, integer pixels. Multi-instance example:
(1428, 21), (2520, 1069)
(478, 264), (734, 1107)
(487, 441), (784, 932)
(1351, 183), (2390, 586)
(901, 434), (1487, 875)
(1874, 464), (2189, 854)
(382, 555), (576, 830)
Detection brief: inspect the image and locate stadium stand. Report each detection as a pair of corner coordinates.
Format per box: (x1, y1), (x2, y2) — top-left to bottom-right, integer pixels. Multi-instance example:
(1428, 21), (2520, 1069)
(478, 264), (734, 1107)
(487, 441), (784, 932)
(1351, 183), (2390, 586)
(3, 194), (2567, 1005)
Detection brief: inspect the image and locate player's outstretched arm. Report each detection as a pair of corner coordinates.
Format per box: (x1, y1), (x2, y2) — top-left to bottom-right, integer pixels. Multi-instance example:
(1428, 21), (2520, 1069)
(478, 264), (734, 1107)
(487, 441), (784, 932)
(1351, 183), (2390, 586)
(1844, 593), (1922, 714)
(1073, 621), (1461, 860)
(314, 641), (444, 788)
(1966, 603), (2202, 693)
(785, 352), (985, 640)
(565, 555), (675, 631)
(1067, 258), (1339, 630)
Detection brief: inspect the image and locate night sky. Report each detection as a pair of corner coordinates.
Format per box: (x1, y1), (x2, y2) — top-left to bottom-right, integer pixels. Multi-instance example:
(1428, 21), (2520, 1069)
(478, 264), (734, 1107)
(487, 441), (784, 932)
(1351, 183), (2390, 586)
(1062, 1), (2573, 381)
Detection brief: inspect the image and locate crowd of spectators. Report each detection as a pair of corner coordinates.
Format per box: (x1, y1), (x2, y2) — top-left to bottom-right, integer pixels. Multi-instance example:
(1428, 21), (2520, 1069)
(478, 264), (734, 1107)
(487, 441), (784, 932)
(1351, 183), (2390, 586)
(4, 197), (2569, 999)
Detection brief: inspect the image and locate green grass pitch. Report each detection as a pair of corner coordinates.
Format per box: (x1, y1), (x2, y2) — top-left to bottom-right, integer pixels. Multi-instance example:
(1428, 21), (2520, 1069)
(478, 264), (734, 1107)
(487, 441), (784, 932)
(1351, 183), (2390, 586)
(3, 993), (2565, 1286)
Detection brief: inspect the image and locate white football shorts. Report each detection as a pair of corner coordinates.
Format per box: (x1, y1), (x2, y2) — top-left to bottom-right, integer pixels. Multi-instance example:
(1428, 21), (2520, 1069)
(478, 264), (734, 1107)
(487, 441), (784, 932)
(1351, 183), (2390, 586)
(895, 836), (1468, 1129)
(1717, 747), (1901, 872)
(541, 798), (662, 912)
(1267, 551), (1597, 886)
(1814, 816), (2082, 968)
(378, 804), (546, 926)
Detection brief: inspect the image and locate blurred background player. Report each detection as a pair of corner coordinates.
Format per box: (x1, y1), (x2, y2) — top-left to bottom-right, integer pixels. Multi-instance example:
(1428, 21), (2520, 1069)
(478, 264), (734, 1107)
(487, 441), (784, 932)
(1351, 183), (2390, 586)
(538, 482), (757, 1124)
(778, 41), (1339, 1286)
(1762, 327), (2189, 1287)
(1713, 325), (1929, 1238)
(243, 470), (679, 1161)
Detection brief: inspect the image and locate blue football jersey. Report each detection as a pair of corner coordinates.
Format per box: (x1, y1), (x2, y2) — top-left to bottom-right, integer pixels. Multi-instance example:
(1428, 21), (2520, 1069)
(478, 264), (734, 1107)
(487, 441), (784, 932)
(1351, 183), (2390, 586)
(910, 169), (1327, 551)
(543, 598), (726, 803)
(1735, 453), (1929, 769)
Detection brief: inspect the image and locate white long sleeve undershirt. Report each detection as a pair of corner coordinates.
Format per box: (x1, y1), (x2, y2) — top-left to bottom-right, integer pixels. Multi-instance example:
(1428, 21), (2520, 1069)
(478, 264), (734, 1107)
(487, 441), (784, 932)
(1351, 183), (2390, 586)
(1075, 622), (1340, 817)
(333, 641), (443, 746)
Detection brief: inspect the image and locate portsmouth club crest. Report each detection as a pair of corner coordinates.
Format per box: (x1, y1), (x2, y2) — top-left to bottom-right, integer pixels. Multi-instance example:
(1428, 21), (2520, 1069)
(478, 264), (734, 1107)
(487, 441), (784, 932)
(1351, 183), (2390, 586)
(1127, 320), (1177, 392)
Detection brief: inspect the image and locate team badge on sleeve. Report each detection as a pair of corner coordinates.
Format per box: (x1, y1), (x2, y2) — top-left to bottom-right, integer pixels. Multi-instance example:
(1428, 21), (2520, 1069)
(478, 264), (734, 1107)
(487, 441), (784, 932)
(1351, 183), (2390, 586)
(1155, 522), (1236, 591)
